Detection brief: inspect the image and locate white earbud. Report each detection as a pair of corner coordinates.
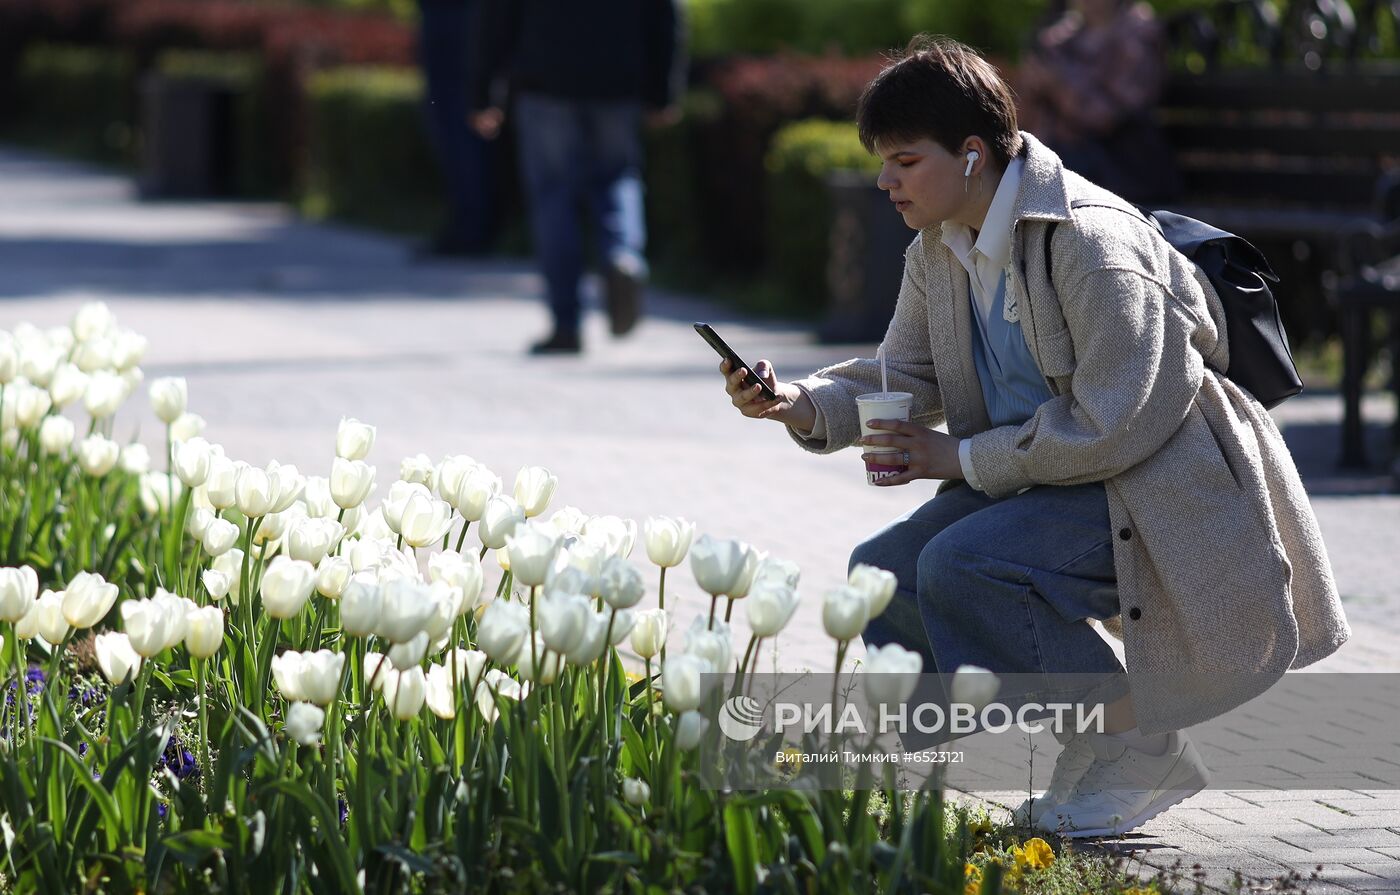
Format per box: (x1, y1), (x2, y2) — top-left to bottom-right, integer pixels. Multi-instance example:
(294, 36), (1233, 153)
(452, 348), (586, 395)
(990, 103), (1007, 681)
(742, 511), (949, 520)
(964, 150), (980, 177)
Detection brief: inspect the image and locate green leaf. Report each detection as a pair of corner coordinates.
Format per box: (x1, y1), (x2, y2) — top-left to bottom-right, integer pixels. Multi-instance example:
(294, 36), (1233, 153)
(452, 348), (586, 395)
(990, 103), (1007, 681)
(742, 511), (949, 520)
(723, 801), (759, 895)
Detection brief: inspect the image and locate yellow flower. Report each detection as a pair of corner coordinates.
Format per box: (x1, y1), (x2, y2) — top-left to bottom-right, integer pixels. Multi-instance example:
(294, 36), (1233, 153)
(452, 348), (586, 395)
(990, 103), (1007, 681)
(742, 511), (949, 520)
(1122, 888), (1156, 895)
(964, 862), (983, 895)
(968, 815), (993, 837)
(1017, 837), (1055, 870)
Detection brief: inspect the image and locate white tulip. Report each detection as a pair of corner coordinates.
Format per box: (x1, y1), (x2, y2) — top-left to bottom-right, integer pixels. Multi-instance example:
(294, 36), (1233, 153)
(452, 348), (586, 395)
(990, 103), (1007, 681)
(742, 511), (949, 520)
(746, 582), (800, 638)
(644, 516), (694, 568)
(110, 329), (146, 371)
(505, 524), (561, 588)
(375, 578), (438, 643)
(387, 631), (430, 670)
(38, 415), (75, 456)
(72, 301), (114, 342)
(235, 466), (276, 518)
(94, 631), (142, 685)
(849, 564), (898, 620)
(335, 417), (376, 461)
(72, 337), (113, 374)
(299, 475), (335, 518)
(452, 465), (501, 521)
(184, 605), (224, 658)
(547, 540), (605, 598)
(383, 666), (427, 720)
(399, 453), (434, 486)
(0, 337), (17, 385)
(512, 466), (557, 518)
(119, 367), (143, 399)
(139, 472), (183, 516)
(169, 412), (205, 443)
(171, 437), (211, 488)
(398, 493), (454, 549)
(272, 649), (345, 706)
(339, 580), (382, 637)
(675, 711), (709, 750)
(149, 377), (187, 424)
(0, 566), (39, 622)
(728, 546), (765, 600)
(266, 462), (304, 514)
(285, 701), (325, 746)
(581, 515), (636, 559)
(476, 600), (529, 663)
(950, 665), (1001, 713)
(609, 608), (636, 645)
(546, 505), (589, 537)
(259, 557), (316, 619)
(478, 495), (525, 550)
(315, 556), (352, 599)
(287, 517), (344, 565)
(330, 458), (376, 510)
(382, 481), (430, 535)
(20, 344), (62, 388)
(630, 609), (668, 659)
(821, 585), (869, 642)
(432, 454), (477, 503)
(13, 382), (51, 429)
(82, 371), (125, 418)
(661, 654), (710, 713)
(538, 591), (590, 655)
(689, 535), (749, 597)
(363, 652), (393, 691)
(76, 434), (119, 477)
(210, 548), (244, 604)
(684, 617), (732, 675)
(598, 556), (645, 609)
(120, 442), (151, 474)
(564, 610), (611, 666)
(753, 557), (801, 591)
(425, 662), (459, 719)
(427, 552), (483, 613)
(204, 456), (239, 510)
(18, 590), (68, 644)
(47, 363), (87, 408)
(622, 778), (650, 807)
(122, 594), (187, 658)
(61, 571), (118, 630)
(201, 518), (240, 557)
(863, 643), (923, 706)
(202, 568), (233, 601)
(515, 633), (563, 684)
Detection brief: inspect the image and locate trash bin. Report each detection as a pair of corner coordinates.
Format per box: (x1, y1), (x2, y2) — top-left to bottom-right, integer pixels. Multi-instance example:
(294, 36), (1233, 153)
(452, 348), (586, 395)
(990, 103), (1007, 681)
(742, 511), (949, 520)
(139, 73), (239, 198)
(820, 170), (908, 344)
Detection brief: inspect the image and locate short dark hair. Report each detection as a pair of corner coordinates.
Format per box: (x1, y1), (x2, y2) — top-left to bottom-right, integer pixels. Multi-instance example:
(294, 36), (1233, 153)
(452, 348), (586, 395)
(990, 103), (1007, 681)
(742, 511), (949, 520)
(856, 35), (1023, 170)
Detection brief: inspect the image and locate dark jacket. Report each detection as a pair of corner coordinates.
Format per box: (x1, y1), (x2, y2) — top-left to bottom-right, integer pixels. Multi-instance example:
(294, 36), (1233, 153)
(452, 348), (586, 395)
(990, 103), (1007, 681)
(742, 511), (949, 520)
(470, 0), (685, 110)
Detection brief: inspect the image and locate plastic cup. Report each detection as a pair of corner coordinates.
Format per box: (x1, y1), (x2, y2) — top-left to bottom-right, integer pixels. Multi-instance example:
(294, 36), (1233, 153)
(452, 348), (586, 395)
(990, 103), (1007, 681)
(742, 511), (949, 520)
(856, 391), (913, 485)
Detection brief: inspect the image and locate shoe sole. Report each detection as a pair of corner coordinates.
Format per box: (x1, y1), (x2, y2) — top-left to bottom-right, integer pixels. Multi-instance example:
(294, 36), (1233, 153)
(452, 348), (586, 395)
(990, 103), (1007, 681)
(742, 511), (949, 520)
(605, 266), (641, 336)
(1049, 741), (1211, 838)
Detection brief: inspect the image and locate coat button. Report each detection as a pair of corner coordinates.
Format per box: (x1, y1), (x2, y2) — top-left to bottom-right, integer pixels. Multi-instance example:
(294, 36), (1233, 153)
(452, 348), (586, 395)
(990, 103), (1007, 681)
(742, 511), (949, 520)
(1128, 607), (1142, 620)
(1118, 527), (1132, 541)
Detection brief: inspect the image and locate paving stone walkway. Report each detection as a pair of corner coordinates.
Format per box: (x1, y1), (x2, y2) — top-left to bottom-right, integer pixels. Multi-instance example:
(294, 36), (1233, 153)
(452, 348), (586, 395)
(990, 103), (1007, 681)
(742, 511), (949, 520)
(2, 146), (1396, 892)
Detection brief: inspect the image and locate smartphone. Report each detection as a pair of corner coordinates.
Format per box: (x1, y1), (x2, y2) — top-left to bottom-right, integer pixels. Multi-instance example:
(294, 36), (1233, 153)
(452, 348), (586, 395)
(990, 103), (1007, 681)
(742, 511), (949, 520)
(694, 322), (780, 402)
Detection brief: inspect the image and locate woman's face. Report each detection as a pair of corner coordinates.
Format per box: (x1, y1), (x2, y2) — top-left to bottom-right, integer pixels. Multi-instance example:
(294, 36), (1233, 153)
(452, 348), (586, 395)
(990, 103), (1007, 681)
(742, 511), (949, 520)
(874, 137), (977, 231)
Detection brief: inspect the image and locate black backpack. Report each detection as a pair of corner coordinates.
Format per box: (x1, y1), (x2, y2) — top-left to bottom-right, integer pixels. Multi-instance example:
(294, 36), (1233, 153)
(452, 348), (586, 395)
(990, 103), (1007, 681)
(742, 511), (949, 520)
(1043, 202), (1304, 409)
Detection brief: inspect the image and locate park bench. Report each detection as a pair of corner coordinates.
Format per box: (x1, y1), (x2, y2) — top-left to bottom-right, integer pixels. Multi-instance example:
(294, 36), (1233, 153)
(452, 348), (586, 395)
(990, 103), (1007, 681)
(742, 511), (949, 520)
(1158, 0), (1400, 470)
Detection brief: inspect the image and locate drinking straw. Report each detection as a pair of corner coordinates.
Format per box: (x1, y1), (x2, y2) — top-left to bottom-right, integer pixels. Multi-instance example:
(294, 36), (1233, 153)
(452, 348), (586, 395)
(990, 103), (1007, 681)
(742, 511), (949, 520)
(879, 345), (889, 395)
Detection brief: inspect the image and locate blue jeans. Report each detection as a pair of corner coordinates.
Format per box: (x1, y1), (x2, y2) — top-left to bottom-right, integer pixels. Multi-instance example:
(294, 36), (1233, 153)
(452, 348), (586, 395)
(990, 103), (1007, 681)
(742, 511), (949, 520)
(853, 481), (1127, 741)
(417, 0), (492, 248)
(515, 92), (648, 337)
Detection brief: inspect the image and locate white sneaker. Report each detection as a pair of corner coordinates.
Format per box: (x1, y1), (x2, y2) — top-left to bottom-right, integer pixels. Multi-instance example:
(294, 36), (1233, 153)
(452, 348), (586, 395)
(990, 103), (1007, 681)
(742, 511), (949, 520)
(1012, 730), (1095, 826)
(1036, 729), (1209, 838)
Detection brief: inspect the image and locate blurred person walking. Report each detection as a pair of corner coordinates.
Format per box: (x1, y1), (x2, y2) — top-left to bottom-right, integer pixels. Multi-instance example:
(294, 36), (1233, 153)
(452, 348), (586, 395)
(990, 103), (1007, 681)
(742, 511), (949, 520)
(416, 0), (494, 257)
(470, 0), (685, 355)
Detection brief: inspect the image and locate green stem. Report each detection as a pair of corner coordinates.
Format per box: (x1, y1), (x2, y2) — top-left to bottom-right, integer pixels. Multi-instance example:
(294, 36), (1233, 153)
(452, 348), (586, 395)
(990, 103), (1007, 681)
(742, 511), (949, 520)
(707, 594), (719, 631)
(454, 520), (471, 554)
(658, 567), (668, 666)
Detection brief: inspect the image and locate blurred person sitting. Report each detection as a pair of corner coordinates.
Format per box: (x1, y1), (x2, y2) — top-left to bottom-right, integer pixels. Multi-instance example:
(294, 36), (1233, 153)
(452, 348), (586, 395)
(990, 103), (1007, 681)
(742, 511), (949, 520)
(470, 0), (685, 355)
(1016, 0), (1181, 204)
(416, 0), (494, 257)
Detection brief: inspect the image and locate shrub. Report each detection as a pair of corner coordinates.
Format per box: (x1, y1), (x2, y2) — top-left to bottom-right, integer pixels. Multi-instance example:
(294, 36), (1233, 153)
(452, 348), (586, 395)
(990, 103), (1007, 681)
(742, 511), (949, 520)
(1, 42), (136, 165)
(765, 119), (881, 316)
(302, 66), (446, 234)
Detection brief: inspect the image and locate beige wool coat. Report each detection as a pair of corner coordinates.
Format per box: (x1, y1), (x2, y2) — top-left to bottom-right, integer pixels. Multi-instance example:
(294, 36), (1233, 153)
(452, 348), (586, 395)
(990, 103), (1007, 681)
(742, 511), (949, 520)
(790, 131), (1350, 734)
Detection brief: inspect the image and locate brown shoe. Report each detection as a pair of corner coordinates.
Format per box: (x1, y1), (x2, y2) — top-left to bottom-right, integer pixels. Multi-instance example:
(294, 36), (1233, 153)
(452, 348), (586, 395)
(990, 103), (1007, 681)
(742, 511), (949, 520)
(604, 261), (644, 336)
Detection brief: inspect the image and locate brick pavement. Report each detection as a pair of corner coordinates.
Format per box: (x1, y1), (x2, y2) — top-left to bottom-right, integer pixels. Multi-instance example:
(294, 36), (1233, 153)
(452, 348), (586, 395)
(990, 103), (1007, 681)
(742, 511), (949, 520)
(2, 146), (1397, 891)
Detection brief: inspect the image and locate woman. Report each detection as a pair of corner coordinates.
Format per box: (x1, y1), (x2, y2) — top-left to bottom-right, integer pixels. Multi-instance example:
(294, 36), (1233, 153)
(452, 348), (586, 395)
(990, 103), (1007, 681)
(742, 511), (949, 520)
(718, 36), (1348, 837)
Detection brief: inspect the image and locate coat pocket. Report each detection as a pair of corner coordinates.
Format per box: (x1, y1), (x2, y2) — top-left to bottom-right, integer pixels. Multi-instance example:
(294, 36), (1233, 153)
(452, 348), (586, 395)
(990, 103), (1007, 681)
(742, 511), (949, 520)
(1030, 324), (1078, 380)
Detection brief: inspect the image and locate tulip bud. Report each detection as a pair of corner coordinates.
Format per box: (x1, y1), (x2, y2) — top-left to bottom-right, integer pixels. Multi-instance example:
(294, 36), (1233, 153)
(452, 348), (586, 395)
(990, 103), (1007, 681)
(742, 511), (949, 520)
(204, 456), (238, 510)
(505, 524), (561, 588)
(285, 701), (325, 746)
(149, 377), (187, 424)
(0, 566), (39, 622)
(77, 434), (119, 477)
(675, 711), (709, 750)
(476, 599), (529, 663)
(330, 458), (376, 510)
(202, 568), (233, 601)
(170, 412), (205, 443)
(400, 453), (434, 486)
(478, 495), (525, 550)
(139, 472), (182, 515)
(689, 535), (748, 597)
(210, 549), (244, 604)
(661, 654), (710, 713)
(427, 551), (483, 613)
(684, 617), (732, 675)
(340, 580), (382, 637)
(266, 462), (304, 514)
(547, 505), (589, 537)
(598, 556), (645, 609)
(61, 571), (118, 630)
(19, 590), (68, 645)
(849, 564), (897, 619)
(335, 417), (376, 461)
(121, 442), (151, 474)
(630, 609), (668, 659)
(515, 633), (563, 684)
(173, 437), (212, 487)
(0, 337), (17, 385)
(746, 582), (800, 638)
(398, 493), (454, 549)
(315, 555), (353, 599)
(433, 454), (478, 503)
(287, 517), (344, 565)
(72, 301), (114, 342)
(94, 631), (142, 685)
(259, 557), (316, 619)
(539, 592), (590, 655)
(235, 466), (276, 518)
(110, 329), (146, 371)
(581, 515), (636, 559)
(185, 605), (224, 658)
(621, 778), (650, 807)
(950, 665), (1000, 713)
(513, 466), (558, 518)
(83, 371), (125, 418)
(753, 556), (801, 591)
(452, 465), (501, 521)
(38, 415), (75, 456)
(47, 363), (87, 408)
(201, 518), (240, 557)
(383, 666), (427, 720)
(728, 547), (765, 600)
(299, 475), (335, 518)
(644, 516), (694, 568)
(821, 585), (869, 642)
(424, 662), (463, 719)
(863, 643), (922, 707)
(122, 594), (187, 658)
(13, 382), (51, 429)
(387, 630), (430, 670)
(564, 610), (611, 666)
(272, 649), (346, 706)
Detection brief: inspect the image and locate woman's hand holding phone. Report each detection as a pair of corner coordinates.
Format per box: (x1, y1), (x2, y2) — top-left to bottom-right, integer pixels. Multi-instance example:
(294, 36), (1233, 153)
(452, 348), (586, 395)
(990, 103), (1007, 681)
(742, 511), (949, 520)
(720, 359), (817, 433)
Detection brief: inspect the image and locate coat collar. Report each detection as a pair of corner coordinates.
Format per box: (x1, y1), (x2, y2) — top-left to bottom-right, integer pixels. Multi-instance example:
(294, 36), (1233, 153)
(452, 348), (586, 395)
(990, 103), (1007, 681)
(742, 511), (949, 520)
(922, 131), (1073, 247)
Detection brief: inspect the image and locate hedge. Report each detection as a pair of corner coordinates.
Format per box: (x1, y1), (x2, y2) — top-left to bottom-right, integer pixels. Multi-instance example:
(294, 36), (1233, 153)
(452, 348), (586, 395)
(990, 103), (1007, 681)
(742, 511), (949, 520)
(765, 119), (881, 316)
(1, 43), (136, 166)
